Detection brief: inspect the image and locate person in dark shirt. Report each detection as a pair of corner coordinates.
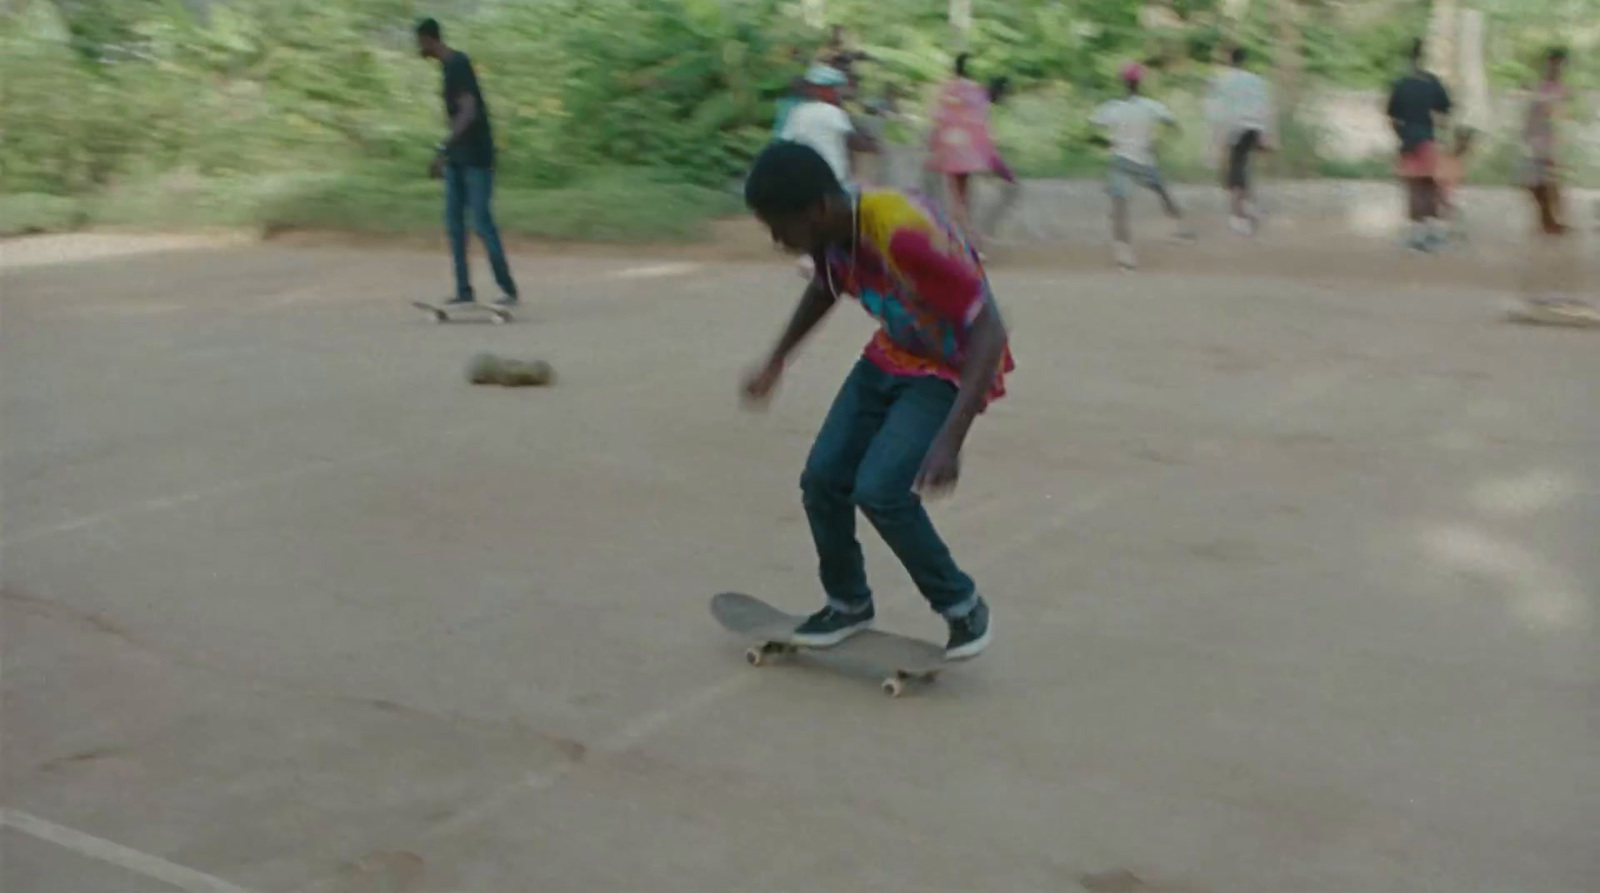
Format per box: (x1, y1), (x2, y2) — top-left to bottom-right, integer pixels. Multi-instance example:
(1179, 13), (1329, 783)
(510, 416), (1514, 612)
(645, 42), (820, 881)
(1385, 38), (1453, 251)
(416, 18), (518, 307)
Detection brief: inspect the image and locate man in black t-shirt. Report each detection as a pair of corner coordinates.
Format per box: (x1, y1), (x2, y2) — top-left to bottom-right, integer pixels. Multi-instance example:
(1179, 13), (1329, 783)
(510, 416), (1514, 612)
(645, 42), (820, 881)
(416, 18), (518, 307)
(1385, 38), (1453, 252)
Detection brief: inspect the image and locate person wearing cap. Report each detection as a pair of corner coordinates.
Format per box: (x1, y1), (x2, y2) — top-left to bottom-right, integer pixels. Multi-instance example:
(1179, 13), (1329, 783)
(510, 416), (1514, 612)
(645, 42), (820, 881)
(780, 64), (878, 277)
(781, 64), (875, 185)
(1090, 62), (1194, 270)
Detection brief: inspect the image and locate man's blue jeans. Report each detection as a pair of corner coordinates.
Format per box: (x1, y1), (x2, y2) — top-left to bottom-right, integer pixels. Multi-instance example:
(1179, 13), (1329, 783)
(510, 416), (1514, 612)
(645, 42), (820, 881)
(800, 358), (980, 619)
(444, 164), (517, 302)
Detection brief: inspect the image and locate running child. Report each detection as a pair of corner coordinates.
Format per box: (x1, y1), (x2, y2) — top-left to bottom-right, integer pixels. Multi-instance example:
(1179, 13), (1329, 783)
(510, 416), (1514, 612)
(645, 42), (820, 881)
(740, 141), (1014, 659)
(1385, 38), (1453, 252)
(926, 53), (1003, 251)
(1091, 63), (1194, 270)
(1205, 47), (1276, 235)
(1515, 47), (1596, 321)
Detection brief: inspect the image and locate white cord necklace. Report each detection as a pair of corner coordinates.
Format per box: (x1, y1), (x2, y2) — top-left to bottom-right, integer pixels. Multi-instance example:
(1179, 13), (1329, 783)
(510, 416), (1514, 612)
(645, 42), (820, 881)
(822, 193), (860, 301)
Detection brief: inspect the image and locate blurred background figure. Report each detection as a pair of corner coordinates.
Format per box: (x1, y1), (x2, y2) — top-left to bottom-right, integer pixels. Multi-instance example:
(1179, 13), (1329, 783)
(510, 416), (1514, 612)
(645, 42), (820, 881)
(855, 81), (901, 188)
(1515, 47), (1596, 322)
(819, 25), (870, 102)
(1385, 38), (1453, 253)
(1520, 48), (1571, 238)
(778, 63), (877, 278)
(1091, 62), (1193, 270)
(773, 74), (807, 140)
(1205, 46), (1275, 236)
(415, 17), (519, 308)
(926, 53), (1000, 252)
(779, 64), (876, 188)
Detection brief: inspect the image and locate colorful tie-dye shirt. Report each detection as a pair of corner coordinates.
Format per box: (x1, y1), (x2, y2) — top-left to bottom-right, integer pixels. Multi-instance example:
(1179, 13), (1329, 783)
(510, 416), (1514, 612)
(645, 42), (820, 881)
(816, 189), (1015, 404)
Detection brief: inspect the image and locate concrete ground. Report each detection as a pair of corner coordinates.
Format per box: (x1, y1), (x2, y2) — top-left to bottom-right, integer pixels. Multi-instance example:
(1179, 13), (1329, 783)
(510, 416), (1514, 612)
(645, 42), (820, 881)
(2, 223), (1597, 893)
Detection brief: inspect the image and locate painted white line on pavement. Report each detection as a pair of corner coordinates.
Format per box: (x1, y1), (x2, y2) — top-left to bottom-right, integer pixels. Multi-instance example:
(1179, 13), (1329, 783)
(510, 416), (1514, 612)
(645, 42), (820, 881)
(1, 808), (261, 893)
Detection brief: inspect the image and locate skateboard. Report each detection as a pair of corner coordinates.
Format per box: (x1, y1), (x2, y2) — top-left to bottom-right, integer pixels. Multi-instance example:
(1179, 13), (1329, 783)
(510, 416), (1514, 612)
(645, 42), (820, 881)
(412, 300), (512, 324)
(710, 592), (947, 698)
(1507, 296), (1600, 328)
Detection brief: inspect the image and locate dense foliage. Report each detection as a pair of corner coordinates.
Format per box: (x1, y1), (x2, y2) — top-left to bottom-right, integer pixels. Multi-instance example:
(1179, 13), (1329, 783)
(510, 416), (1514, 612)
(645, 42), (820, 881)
(2, 0), (1596, 235)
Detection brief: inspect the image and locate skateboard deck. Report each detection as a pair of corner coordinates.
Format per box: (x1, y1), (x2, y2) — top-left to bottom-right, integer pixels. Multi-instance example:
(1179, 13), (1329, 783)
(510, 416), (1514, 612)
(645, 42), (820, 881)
(412, 300), (512, 324)
(1506, 297), (1600, 328)
(710, 592), (947, 698)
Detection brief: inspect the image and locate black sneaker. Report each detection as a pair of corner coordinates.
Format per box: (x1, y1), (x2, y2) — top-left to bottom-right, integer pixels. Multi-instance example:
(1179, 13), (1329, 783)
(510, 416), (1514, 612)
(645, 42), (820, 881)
(445, 295), (476, 306)
(790, 604), (874, 647)
(944, 597), (992, 660)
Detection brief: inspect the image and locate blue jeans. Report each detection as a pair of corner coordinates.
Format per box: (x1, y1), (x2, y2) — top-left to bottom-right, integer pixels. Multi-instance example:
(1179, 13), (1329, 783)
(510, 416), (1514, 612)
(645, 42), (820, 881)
(800, 358), (979, 619)
(444, 164), (517, 301)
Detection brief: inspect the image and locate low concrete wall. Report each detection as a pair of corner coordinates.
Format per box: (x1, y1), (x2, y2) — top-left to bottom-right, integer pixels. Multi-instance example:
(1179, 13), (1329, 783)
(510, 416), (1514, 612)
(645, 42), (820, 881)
(871, 145), (1598, 245)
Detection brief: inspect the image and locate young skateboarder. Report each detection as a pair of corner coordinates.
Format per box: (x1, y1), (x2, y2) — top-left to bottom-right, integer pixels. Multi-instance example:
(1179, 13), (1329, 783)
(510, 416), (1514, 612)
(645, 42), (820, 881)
(416, 18), (518, 307)
(739, 141), (1014, 660)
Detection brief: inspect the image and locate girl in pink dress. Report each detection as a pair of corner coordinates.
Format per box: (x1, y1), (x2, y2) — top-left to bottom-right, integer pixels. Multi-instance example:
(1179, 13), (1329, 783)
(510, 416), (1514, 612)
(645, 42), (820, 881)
(926, 54), (1006, 249)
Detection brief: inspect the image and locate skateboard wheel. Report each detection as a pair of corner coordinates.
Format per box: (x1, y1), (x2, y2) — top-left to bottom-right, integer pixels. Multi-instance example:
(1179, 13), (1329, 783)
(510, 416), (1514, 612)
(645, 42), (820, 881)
(431, 311), (447, 323)
(745, 647), (765, 667)
(491, 312), (508, 325)
(882, 678), (906, 698)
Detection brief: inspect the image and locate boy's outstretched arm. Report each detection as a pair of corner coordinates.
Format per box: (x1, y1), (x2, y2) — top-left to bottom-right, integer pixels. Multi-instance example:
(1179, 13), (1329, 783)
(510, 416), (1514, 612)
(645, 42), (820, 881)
(743, 277), (837, 406)
(917, 303), (1007, 492)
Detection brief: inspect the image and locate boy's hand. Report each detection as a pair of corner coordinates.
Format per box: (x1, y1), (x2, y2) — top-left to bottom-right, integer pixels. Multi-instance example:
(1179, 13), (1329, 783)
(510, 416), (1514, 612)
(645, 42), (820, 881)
(428, 155), (445, 180)
(915, 431), (962, 496)
(741, 359), (784, 409)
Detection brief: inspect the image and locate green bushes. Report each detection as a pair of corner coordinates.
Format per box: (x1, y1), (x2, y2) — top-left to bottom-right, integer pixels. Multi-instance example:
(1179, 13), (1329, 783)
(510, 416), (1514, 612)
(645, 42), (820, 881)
(2, 0), (1595, 240)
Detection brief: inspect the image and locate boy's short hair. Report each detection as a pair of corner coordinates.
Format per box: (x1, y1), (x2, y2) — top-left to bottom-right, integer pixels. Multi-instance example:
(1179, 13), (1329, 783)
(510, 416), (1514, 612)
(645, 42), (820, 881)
(1230, 46), (1247, 65)
(1547, 46), (1569, 63)
(416, 18), (442, 40)
(744, 141), (843, 217)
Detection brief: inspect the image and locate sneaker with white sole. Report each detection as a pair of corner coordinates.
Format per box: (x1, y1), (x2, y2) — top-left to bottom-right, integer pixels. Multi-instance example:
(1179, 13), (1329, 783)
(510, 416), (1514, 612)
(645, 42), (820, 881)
(790, 604), (874, 647)
(944, 597), (992, 660)
(1113, 241), (1137, 270)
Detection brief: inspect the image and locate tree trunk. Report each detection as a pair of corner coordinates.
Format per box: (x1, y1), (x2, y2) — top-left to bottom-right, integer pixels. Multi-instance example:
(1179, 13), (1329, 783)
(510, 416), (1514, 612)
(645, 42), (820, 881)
(1458, 7), (1491, 131)
(1272, 0), (1309, 177)
(1427, 0), (1459, 84)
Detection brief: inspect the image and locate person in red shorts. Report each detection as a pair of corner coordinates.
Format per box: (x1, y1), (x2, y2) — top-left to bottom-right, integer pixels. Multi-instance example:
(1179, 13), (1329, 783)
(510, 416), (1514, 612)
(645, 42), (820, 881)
(1386, 38), (1453, 252)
